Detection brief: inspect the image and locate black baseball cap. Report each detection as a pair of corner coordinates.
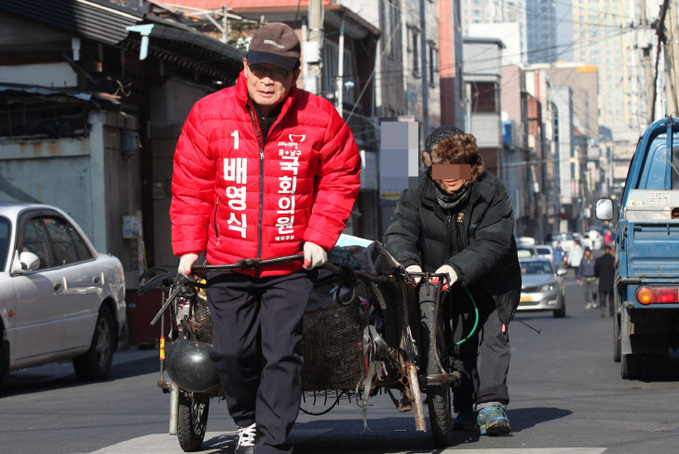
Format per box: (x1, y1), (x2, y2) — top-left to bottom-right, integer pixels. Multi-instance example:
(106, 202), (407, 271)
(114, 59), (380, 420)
(247, 22), (301, 71)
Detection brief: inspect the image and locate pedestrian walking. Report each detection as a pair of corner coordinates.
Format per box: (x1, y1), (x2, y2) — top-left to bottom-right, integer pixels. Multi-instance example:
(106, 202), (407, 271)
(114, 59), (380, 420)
(569, 239), (584, 277)
(170, 22), (361, 454)
(553, 241), (566, 269)
(577, 247), (597, 309)
(595, 244), (616, 317)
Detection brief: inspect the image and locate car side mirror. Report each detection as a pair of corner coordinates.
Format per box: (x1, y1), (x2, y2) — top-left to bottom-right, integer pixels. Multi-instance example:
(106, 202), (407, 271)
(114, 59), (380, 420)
(557, 267), (568, 276)
(11, 251), (40, 273)
(595, 198), (615, 221)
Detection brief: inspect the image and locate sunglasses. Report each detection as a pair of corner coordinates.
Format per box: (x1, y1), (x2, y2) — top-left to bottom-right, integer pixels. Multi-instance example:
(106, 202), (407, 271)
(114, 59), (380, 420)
(248, 64), (291, 80)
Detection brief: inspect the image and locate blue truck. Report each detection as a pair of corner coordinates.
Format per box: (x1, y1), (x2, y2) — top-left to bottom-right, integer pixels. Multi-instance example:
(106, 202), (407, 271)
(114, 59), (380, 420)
(596, 116), (679, 379)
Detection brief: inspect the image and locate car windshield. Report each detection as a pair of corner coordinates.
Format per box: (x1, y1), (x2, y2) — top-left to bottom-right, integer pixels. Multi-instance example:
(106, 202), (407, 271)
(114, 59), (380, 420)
(0, 216), (10, 271)
(520, 261), (553, 275)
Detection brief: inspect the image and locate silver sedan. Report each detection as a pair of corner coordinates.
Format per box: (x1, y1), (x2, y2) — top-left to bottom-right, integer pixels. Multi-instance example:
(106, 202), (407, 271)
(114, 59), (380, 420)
(0, 202), (126, 385)
(518, 257), (567, 318)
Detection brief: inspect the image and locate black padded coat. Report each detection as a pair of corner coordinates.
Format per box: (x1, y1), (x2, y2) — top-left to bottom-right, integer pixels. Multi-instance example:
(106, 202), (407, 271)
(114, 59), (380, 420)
(384, 170), (522, 324)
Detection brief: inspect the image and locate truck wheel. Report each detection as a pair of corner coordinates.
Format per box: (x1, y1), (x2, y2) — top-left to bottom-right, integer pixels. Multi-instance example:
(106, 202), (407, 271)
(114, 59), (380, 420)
(646, 354), (668, 379)
(613, 314), (621, 362)
(621, 353), (643, 379)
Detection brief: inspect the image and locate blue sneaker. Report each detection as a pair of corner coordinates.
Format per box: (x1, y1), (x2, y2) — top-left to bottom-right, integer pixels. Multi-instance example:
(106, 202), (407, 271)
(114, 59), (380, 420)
(476, 405), (511, 435)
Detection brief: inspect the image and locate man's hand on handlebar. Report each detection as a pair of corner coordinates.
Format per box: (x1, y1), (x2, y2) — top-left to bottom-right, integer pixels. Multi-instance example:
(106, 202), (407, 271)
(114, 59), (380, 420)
(178, 253), (199, 280)
(303, 242), (327, 270)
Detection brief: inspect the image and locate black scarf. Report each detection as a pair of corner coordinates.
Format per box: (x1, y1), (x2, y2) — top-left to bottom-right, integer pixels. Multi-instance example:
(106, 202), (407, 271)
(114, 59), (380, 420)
(434, 180), (471, 212)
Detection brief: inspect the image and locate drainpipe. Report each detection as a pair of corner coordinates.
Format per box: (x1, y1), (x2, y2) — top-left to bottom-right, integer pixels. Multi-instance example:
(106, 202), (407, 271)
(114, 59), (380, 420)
(336, 16), (345, 117)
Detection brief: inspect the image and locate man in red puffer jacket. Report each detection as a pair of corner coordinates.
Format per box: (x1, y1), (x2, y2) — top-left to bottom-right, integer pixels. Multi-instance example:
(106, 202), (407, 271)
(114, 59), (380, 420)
(170, 22), (360, 454)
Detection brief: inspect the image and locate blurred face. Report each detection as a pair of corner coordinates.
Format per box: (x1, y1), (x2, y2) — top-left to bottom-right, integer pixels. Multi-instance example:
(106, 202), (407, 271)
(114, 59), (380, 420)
(243, 58), (300, 117)
(432, 163), (470, 194)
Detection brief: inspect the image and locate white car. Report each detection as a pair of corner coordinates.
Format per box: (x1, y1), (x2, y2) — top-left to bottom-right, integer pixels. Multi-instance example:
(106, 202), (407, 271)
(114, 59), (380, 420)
(583, 229), (604, 250)
(0, 202), (126, 384)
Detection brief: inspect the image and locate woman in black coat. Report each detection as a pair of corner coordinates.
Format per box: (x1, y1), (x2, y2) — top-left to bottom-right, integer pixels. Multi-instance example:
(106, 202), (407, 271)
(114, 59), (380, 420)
(384, 126), (521, 436)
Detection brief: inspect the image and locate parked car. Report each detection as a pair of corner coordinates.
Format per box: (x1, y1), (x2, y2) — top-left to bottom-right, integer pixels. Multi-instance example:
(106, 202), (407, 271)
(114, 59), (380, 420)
(517, 257), (567, 318)
(517, 244), (538, 259)
(0, 202), (126, 385)
(535, 244), (554, 264)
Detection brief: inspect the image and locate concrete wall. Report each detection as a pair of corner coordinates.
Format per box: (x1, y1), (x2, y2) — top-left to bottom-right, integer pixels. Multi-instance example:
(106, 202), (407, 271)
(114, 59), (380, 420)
(0, 111), (143, 279)
(149, 79), (213, 267)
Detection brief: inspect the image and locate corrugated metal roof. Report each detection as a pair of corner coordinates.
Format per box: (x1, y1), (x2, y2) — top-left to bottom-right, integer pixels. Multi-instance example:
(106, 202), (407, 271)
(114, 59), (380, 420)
(0, 0), (143, 45)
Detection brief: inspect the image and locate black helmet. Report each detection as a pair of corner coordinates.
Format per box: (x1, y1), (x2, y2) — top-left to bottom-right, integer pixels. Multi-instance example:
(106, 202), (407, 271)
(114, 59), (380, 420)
(165, 339), (220, 393)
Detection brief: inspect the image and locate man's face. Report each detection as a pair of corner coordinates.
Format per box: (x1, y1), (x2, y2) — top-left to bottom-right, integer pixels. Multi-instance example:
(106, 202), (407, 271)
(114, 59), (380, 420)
(243, 58), (300, 116)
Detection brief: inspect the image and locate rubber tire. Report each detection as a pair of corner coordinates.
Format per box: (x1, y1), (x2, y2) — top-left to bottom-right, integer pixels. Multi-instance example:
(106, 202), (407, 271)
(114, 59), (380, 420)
(621, 353), (643, 380)
(0, 325), (7, 387)
(73, 307), (116, 381)
(645, 354), (669, 379)
(613, 314), (621, 362)
(177, 393), (210, 452)
(419, 285), (452, 447)
(553, 297), (566, 318)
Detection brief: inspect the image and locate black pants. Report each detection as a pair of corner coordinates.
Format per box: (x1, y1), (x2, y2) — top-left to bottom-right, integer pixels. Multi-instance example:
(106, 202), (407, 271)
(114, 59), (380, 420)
(599, 290), (614, 316)
(450, 292), (511, 412)
(206, 270), (313, 454)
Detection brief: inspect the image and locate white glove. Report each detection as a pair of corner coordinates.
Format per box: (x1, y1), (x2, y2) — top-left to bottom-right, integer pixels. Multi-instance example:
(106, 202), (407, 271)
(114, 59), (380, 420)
(178, 253), (199, 277)
(303, 242), (327, 270)
(405, 264), (423, 284)
(435, 264), (458, 288)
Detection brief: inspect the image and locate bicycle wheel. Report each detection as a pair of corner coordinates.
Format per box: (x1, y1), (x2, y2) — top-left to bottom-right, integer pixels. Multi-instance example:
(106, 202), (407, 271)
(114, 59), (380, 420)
(177, 393), (210, 452)
(419, 282), (452, 447)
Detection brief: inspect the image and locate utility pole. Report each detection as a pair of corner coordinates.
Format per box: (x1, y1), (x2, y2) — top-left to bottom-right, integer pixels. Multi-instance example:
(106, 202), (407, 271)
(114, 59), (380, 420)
(665, 0), (679, 115)
(419, 0), (429, 138)
(306, 0), (323, 96)
(641, 0), (656, 123)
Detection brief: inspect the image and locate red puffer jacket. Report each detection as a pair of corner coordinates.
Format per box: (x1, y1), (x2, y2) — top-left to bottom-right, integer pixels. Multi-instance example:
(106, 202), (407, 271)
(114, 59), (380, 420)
(170, 70), (361, 276)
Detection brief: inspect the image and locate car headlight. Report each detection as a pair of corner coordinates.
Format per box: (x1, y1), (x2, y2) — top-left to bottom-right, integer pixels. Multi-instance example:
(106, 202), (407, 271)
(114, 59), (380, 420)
(539, 283), (555, 292)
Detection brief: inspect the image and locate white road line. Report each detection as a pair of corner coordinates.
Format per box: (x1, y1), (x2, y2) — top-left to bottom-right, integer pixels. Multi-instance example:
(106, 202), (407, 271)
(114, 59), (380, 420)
(83, 431), (607, 454)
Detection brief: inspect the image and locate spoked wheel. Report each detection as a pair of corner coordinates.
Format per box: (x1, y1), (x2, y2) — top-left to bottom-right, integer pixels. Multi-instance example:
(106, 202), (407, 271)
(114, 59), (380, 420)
(177, 393), (210, 452)
(419, 282), (452, 447)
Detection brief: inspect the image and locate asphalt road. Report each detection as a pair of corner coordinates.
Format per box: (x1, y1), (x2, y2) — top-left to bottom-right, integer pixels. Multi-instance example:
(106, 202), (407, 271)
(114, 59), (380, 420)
(1, 271), (679, 454)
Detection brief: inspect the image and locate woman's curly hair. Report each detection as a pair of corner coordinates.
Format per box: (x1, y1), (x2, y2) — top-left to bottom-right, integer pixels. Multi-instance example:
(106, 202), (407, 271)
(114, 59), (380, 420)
(421, 133), (485, 183)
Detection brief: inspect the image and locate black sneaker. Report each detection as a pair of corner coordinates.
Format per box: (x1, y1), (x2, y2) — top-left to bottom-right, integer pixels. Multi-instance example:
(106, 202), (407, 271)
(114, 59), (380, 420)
(452, 410), (477, 431)
(236, 423), (257, 454)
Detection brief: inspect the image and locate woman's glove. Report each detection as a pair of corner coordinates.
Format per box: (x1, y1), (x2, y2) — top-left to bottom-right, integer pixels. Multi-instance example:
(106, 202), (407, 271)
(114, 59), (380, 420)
(405, 264), (423, 284)
(435, 264), (458, 289)
(178, 253), (199, 278)
(303, 242), (327, 270)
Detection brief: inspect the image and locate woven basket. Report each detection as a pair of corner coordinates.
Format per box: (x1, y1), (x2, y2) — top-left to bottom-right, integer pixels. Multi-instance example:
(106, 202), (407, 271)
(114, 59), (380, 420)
(299, 300), (364, 392)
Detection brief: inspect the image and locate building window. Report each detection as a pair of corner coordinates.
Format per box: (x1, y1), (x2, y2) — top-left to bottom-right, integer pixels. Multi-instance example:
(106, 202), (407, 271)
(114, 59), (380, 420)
(470, 82), (497, 113)
(429, 43), (438, 85)
(382, 0), (401, 59)
(410, 27), (420, 77)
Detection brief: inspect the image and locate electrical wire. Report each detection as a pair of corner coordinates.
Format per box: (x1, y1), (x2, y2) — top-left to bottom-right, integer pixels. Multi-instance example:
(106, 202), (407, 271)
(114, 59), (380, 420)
(455, 286), (479, 346)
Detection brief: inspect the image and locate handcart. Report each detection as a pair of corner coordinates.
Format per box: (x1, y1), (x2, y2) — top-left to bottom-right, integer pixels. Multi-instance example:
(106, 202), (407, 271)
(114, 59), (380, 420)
(138, 241), (462, 452)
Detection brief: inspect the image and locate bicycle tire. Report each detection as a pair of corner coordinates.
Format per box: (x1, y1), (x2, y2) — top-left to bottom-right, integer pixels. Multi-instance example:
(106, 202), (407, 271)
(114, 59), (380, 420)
(419, 282), (452, 447)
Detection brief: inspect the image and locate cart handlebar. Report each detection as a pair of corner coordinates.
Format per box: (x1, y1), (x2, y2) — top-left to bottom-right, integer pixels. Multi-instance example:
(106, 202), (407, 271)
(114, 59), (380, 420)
(191, 253), (304, 273)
